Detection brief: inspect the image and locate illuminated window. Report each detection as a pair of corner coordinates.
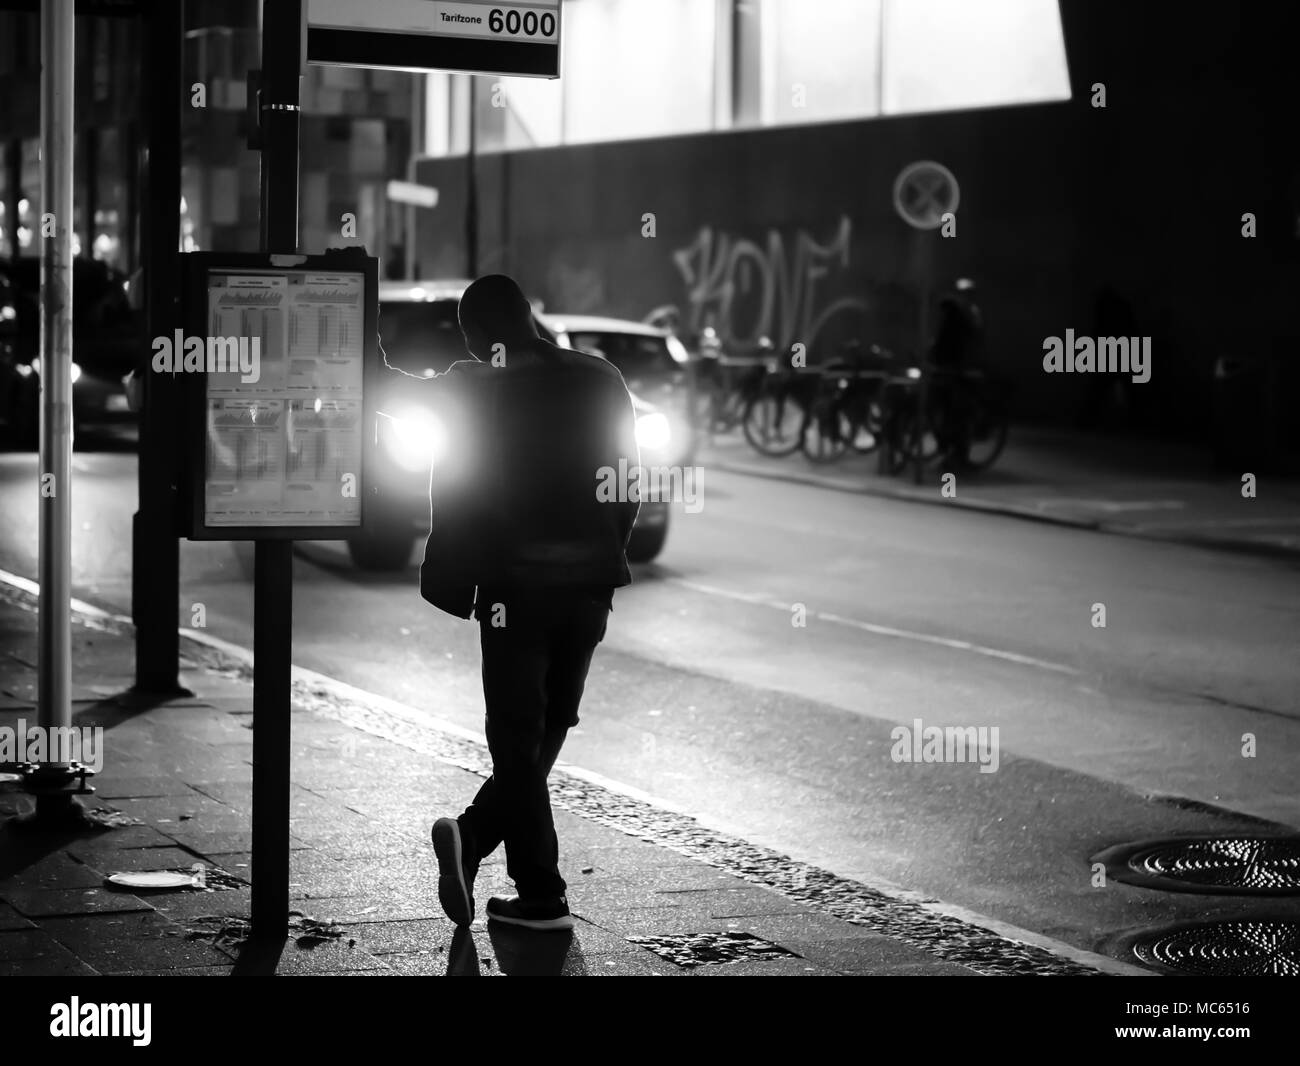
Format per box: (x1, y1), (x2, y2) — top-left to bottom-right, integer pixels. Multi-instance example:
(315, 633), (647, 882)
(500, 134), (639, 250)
(558, 0), (716, 144)
(881, 0), (1071, 115)
(756, 0), (883, 127)
(750, 0), (1069, 127)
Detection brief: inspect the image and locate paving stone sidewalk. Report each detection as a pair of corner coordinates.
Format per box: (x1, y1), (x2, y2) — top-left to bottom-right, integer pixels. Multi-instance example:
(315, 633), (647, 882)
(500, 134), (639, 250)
(2, 586), (1082, 976)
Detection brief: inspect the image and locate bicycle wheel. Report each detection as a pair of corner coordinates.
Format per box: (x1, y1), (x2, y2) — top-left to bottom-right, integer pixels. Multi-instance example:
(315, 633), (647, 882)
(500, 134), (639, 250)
(876, 385), (917, 475)
(801, 401), (850, 464)
(963, 391), (1010, 470)
(743, 391), (805, 457)
(847, 395), (885, 455)
(890, 404), (942, 477)
(708, 386), (744, 433)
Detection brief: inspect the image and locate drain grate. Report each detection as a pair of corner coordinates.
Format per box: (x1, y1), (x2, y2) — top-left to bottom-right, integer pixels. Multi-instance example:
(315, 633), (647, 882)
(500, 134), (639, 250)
(1093, 836), (1300, 895)
(1130, 919), (1300, 976)
(626, 931), (800, 968)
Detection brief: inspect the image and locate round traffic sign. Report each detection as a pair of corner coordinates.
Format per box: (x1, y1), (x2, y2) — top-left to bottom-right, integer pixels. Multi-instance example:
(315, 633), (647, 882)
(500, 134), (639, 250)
(893, 161), (960, 230)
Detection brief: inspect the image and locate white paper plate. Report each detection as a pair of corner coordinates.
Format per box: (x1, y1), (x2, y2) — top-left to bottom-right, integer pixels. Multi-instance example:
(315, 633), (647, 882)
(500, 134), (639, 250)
(106, 871), (198, 889)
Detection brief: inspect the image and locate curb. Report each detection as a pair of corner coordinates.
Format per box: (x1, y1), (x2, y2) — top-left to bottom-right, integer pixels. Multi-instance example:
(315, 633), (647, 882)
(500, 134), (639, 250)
(704, 455), (1300, 562)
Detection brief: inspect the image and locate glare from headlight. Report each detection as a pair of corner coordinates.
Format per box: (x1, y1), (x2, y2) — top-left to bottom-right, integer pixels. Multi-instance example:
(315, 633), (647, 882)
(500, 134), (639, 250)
(384, 410), (446, 472)
(27, 358), (80, 383)
(636, 411), (671, 451)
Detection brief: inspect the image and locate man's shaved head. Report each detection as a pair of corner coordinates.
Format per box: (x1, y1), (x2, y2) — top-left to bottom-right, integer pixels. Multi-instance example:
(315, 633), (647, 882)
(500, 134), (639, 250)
(458, 274), (536, 340)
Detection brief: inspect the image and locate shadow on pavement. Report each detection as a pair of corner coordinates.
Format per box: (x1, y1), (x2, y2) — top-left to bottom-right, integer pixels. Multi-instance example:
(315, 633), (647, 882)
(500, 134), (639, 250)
(0, 807), (105, 883)
(486, 923), (578, 976)
(446, 926), (480, 975)
(76, 689), (196, 731)
(230, 935), (286, 976)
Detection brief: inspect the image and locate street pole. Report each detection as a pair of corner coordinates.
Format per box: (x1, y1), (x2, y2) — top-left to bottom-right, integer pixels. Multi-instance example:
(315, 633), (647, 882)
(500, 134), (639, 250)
(251, 0), (304, 942)
(32, 0), (76, 818)
(465, 75), (478, 277)
(405, 74), (423, 281)
(133, 0), (185, 696)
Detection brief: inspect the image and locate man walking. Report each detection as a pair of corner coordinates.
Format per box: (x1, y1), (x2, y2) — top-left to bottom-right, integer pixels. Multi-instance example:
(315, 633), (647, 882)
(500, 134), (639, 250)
(414, 274), (640, 932)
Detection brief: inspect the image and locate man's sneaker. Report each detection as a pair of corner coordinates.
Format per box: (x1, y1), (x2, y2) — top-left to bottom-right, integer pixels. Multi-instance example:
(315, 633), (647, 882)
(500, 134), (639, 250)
(432, 817), (477, 927)
(485, 895), (575, 932)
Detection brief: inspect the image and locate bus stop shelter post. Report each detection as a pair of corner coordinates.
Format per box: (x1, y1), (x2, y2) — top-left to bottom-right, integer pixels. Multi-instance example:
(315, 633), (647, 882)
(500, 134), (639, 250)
(134, 0), (185, 697)
(250, 0), (305, 942)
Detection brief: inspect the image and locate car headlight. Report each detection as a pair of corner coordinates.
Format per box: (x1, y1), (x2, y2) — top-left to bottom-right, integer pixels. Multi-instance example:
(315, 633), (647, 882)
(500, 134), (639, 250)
(26, 358), (81, 383)
(382, 409), (446, 472)
(635, 411), (671, 452)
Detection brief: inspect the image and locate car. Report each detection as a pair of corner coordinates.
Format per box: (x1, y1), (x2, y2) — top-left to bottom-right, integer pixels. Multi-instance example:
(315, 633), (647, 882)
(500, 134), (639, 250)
(0, 256), (142, 445)
(542, 313), (696, 463)
(353, 280), (674, 571)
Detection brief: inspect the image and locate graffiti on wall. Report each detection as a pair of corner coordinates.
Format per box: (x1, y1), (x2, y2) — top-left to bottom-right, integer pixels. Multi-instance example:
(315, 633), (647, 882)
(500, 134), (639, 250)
(661, 215), (868, 358)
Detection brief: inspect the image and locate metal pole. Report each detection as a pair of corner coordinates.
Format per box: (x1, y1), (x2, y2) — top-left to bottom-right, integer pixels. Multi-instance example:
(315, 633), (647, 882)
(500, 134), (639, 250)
(133, 0), (184, 695)
(918, 228), (932, 352)
(33, 0), (76, 816)
(251, 0), (304, 942)
(405, 74), (423, 280)
(465, 76), (478, 277)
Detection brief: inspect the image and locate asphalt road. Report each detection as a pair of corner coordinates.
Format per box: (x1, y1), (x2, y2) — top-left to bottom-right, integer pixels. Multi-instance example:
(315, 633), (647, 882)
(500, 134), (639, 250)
(2, 442), (1298, 962)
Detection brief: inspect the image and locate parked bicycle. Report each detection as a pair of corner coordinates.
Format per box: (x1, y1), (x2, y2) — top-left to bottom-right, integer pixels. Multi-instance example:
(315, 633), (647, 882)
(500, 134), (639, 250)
(692, 330), (771, 435)
(877, 356), (1011, 481)
(799, 342), (895, 464)
(741, 349), (822, 458)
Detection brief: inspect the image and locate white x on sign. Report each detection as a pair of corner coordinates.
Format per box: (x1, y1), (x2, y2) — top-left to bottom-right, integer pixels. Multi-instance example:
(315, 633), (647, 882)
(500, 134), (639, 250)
(893, 161), (960, 230)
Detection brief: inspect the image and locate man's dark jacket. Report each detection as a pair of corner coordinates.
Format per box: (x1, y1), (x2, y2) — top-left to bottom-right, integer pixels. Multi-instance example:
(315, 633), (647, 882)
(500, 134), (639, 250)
(419, 339), (641, 618)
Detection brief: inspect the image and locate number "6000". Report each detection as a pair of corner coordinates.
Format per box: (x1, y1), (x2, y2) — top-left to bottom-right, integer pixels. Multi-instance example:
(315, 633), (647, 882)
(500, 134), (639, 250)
(489, 8), (557, 37)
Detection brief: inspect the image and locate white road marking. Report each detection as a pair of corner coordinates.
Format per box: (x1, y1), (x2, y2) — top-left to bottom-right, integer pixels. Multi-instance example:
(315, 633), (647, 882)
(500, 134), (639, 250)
(666, 576), (1081, 676)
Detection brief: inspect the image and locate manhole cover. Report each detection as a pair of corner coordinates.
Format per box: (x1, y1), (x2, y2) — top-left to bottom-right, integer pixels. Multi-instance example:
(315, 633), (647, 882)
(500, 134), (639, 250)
(626, 931), (800, 968)
(1129, 918), (1300, 976)
(1093, 836), (1300, 895)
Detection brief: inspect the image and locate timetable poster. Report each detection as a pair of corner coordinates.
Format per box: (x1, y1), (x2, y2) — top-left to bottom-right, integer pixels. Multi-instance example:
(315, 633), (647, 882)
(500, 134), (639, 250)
(204, 271), (365, 527)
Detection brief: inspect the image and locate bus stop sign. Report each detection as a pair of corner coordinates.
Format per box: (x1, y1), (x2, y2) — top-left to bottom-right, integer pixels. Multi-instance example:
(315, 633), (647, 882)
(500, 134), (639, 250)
(307, 0), (562, 77)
